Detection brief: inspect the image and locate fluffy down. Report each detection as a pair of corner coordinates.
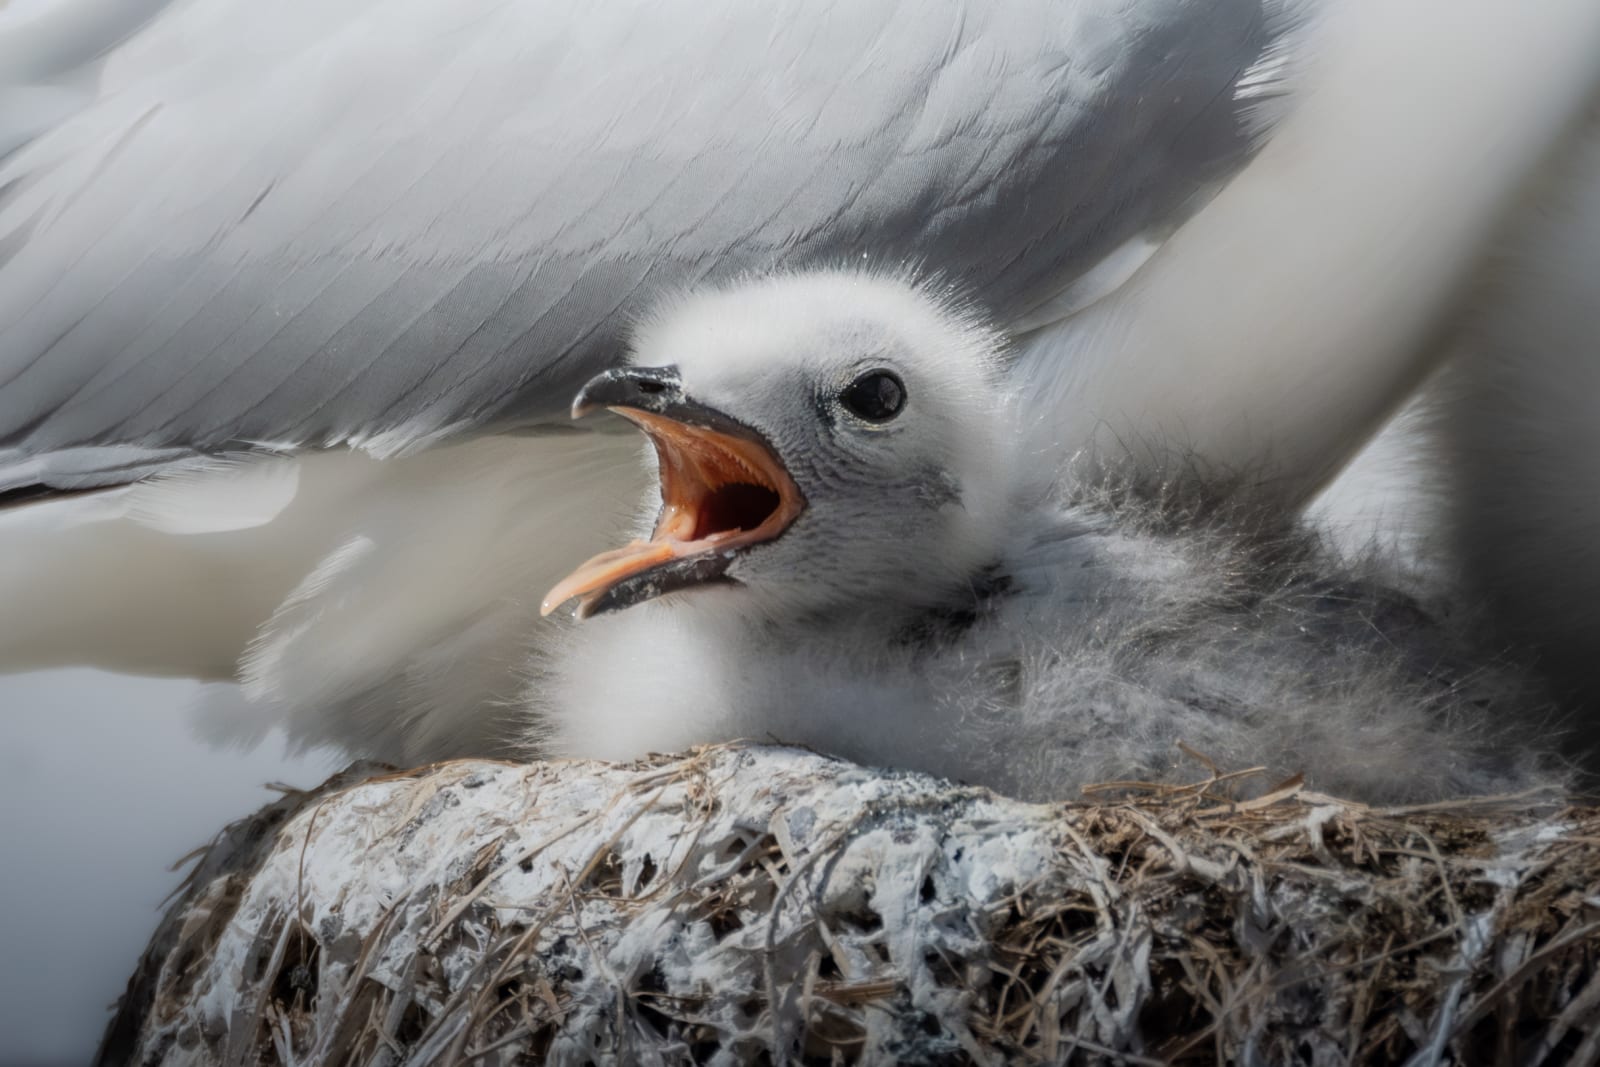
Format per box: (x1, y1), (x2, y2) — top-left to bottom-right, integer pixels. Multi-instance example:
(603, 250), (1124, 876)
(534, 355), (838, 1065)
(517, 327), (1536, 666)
(535, 480), (1560, 804)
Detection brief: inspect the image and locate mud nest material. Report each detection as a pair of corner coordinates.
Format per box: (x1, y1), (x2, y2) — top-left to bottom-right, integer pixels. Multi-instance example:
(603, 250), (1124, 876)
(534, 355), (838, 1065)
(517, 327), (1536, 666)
(100, 746), (1600, 1066)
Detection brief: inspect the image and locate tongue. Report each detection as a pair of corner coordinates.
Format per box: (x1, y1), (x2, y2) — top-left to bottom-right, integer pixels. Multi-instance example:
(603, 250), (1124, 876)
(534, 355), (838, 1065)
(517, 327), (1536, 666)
(541, 540), (679, 617)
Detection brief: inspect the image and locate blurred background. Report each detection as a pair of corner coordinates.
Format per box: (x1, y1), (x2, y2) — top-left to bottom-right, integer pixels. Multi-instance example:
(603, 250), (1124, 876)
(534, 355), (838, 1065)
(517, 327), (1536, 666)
(0, 673), (326, 1066)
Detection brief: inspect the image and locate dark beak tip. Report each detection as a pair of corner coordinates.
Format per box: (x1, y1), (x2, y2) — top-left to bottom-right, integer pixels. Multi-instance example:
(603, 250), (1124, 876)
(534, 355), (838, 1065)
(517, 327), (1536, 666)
(570, 369), (618, 420)
(569, 365), (682, 420)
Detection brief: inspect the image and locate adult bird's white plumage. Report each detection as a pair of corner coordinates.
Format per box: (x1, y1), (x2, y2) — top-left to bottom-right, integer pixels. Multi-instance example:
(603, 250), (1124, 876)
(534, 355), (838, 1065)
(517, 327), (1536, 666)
(0, 0), (172, 155)
(1, 0), (1598, 775)
(1019, 1), (1600, 506)
(1424, 111), (1600, 741)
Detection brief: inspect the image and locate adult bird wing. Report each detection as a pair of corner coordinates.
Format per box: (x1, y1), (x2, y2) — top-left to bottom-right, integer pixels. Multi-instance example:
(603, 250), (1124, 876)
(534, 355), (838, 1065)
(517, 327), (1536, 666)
(0, 0), (1287, 487)
(0, 0), (1297, 761)
(1016, 0), (1600, 507)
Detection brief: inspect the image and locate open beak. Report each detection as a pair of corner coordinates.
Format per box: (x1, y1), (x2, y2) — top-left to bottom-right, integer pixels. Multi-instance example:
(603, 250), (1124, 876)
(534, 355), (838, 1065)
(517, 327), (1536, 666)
(541, 365), (806, 619)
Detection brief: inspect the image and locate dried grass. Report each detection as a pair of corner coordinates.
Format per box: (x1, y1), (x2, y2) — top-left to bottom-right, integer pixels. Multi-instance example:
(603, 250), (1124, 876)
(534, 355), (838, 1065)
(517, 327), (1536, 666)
(98, 746), (1600, 1066)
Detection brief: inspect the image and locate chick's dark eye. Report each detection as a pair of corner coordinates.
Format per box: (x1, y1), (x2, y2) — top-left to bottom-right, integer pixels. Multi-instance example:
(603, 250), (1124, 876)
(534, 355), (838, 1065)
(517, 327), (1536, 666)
(840, 369), (906, 422)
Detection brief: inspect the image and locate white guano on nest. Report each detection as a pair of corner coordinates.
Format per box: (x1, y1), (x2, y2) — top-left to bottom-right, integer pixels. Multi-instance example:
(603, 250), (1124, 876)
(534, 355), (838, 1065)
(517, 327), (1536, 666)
(101, 747), (1600, 1065)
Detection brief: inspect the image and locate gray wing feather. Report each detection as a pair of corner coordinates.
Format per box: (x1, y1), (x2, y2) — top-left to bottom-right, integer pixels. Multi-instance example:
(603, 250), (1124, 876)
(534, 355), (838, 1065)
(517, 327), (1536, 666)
(0, 0), (1287, 488)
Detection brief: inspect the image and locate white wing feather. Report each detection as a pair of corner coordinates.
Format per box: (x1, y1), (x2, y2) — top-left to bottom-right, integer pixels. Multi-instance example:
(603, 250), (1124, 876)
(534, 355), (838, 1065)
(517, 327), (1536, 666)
(1018, 0), (1600, 505)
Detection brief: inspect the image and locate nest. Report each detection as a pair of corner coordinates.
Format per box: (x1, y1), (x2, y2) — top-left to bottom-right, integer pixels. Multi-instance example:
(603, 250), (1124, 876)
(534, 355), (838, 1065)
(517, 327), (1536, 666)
(99, 746), (1600, 1066)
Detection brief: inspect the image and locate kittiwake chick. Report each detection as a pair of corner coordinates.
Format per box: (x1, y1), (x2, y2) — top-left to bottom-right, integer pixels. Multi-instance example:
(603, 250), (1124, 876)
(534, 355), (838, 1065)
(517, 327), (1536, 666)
(533, 272), (1562, 803)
